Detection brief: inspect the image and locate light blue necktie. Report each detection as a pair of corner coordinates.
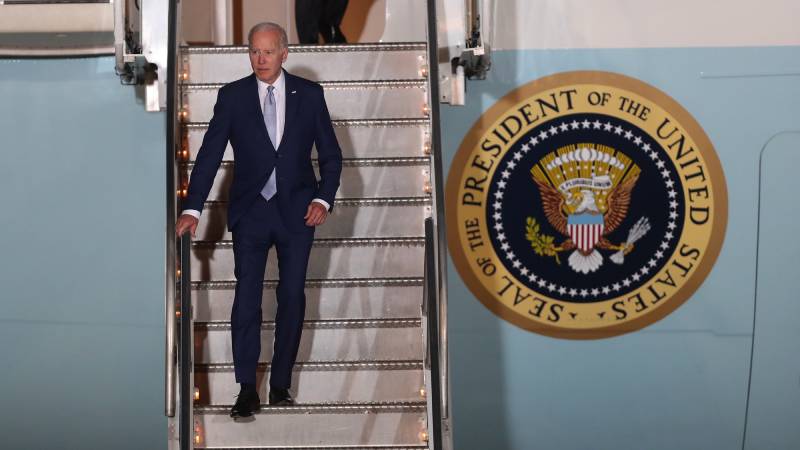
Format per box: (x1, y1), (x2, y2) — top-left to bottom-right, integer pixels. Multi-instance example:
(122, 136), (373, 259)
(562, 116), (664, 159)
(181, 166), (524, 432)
(260, 85), (277, 201)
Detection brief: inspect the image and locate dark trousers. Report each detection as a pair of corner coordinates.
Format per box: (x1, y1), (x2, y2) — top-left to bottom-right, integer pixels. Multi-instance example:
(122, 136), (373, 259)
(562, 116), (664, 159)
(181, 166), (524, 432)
(295, 0), (349, 44)
(231, 195), (314, 389)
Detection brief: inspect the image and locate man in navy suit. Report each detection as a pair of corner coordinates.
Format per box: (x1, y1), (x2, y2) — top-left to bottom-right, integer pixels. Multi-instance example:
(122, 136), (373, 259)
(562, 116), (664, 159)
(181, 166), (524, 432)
(175, 22), (342, 418)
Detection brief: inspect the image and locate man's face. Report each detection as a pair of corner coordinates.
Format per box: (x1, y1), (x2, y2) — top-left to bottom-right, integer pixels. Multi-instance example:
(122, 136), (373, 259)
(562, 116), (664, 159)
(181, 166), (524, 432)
(248, 30), (288, 84)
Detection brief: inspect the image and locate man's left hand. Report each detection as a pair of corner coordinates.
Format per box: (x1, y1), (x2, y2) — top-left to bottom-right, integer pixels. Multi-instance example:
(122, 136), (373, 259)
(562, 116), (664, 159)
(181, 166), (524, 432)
(304, 201), (329, 226)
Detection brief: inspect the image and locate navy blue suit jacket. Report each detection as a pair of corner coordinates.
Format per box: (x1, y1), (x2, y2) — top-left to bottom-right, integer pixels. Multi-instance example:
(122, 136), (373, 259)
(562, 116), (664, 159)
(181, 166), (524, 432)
(183, 71), (342, 231)
(184, 70), (343, 232)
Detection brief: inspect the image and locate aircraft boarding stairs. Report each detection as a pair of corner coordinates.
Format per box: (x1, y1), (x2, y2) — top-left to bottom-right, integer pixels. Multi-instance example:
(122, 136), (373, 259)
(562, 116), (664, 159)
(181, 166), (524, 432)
(176, 39), (441, 448)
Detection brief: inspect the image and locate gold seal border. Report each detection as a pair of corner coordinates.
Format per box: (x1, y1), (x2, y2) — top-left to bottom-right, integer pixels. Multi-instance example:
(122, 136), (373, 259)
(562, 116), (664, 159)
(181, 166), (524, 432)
(445, 71), (729, 339)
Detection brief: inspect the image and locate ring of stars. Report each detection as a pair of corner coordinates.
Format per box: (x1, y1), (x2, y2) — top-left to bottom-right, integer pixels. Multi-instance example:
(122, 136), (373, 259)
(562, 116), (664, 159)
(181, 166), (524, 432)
(490, 117), (682, 300)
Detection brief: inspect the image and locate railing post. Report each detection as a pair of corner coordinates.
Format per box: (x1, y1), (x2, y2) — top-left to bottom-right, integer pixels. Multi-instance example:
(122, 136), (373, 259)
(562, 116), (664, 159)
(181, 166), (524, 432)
(179, 232), (193, 450)
(424, 218), (444, 450)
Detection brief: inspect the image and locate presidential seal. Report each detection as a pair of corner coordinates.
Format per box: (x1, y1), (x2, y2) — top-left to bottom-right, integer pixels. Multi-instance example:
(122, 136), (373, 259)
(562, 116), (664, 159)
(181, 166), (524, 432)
(446, 71), (727, 339)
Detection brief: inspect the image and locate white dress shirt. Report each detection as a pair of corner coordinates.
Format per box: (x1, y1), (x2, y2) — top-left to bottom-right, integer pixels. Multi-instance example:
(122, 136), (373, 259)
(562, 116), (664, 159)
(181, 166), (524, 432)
(182, 71), (329, 220)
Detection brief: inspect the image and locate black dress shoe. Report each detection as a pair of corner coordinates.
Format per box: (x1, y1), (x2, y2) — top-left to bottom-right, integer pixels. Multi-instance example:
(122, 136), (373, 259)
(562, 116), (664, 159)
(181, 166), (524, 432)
(229, 389), (260, 418)
(268, 388), (295, 406)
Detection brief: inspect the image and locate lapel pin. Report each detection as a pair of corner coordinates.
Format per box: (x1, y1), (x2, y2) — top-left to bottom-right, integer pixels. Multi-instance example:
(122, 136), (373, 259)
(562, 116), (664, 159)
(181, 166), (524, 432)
(291, 90), (297, 94)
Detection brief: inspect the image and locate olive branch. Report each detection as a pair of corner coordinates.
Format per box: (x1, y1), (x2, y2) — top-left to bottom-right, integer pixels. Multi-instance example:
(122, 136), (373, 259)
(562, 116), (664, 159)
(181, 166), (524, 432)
(525, 217), (561, 265)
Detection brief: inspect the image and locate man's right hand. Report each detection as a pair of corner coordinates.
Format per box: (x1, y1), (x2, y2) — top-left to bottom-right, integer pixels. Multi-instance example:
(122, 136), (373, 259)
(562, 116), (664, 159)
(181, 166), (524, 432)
(176, 214), (199, 238)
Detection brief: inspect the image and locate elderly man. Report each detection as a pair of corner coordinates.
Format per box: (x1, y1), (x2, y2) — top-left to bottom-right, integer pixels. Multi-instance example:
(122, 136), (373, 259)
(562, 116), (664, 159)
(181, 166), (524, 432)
(176, 22), (342, 418)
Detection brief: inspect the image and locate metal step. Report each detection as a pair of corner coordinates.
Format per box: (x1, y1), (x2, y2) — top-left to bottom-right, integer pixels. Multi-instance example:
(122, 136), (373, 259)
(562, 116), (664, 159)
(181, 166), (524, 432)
(181, 159), (429, 201)
(195, 319), (423, 364)
(194, 197), (429, 240)
(195, 361), (424, 405)
(194, 401), (427, 448)
(193, 277), (423, 322)
(182, 80), (428, 122)
(198, 447), (427, 450)
(190, 237), (425, 281)
(185, 118), (429, 161)
(181, 43), (428, 84)
(198, 446), (427, 450)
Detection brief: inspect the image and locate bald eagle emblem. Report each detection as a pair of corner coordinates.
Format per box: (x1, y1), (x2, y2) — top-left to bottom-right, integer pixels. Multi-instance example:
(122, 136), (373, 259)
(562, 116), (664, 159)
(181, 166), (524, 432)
(527, 145), (651, 274)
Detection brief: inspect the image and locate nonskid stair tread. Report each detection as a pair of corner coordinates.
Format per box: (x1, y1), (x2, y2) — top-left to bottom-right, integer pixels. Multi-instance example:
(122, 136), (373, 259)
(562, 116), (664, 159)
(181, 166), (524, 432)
(192, 277), (424, 289)
(196, 360), (424, 371)
(199, 446), (428, 450)
(195, 318), (422, 330)
(203, 197), (432, 208)
(195, 400), (426, 414)
(185, 118), (430, 129)
(193, 237), (424, 249)
(182, 79), (427, 90)
(182, 42), (427, 53)
(182, 157), (431, 168)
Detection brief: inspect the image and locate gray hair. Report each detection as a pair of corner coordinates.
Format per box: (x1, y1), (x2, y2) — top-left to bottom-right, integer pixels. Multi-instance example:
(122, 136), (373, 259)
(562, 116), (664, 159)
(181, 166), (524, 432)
(247, 22), (288, 49)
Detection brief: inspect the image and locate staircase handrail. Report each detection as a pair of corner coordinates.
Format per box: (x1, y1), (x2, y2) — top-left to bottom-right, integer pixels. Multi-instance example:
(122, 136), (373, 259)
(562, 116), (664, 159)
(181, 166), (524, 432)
(165, 0), (179, 419)
(424, 0), (452, 447)
(424, 217), (444, 450)
(426, 0), (451, 429)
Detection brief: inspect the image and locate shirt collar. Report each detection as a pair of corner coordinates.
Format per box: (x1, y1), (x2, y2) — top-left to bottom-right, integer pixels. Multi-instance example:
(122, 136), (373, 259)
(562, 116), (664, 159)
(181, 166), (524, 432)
(257, 70), (285, 96)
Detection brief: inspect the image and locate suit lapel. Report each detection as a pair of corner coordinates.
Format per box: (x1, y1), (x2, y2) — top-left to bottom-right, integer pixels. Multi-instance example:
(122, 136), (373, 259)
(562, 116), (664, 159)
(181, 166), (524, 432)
(247, 74), (274, 150)
(281, 70), (299, 151)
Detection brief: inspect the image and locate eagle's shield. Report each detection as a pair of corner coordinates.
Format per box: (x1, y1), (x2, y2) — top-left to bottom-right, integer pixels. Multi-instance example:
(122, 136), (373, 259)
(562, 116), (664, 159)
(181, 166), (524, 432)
(567, 213), (605, 253)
